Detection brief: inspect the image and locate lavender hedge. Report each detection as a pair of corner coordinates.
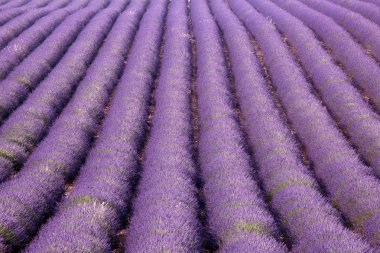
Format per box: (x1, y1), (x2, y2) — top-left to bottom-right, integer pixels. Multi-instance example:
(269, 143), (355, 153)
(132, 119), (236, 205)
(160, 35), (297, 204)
(0, 0), (58, 26)
(124, 0), (201, 251)
(245, 0), (380, 179)
(25, 1), (168, 252)
(0, 0), (77, 53)
(327, 0), (380, 27)
(0, 7), (24, 26)
(0, 0), (11, 8)
(0, 0), (107, 123)
(361, 0), (380, 7)
(191, 0), (287, 252)
(244, 0), (380, 248)
(298, 0), (380, 63)
(0, 0), (32, 10)
(0, 0), (129, 183)
(0, 0), (138, 250)
(0, 0), (95, 83)
(269, 0), (380, 114)
(0, 0), (11, 7)
(223, 0), (373, 251)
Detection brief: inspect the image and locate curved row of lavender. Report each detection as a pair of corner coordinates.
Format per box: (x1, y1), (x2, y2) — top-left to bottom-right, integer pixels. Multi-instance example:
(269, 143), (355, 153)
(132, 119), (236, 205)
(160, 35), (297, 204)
(215, 0), (373, 252)
(244, 0), (380, 248)
(0, 0), (10, 7)
(0, 0), (132, 251)
(124, 0), (201, 251)
(0, 0), (74, 56)
(191, 0), (287, 252)
(244, 1), (380, 179)
(361, 0), (380, 7)
(0, 0), (55, 26)
(0, 0), (17, 8)
(327, 0), (380, 27)
(0, 0), (31, 10)
(269, 0), (380, 114)
(0, 0), (124, 184)
(298, 0), (380, 63)
(25, 0), (170, 251)
(0, 2), (90, 89)
(0, 0), (106, 124)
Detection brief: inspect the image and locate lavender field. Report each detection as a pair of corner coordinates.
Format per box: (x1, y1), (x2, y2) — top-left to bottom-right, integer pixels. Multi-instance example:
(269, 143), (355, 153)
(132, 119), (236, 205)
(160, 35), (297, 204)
(1, 0), (380, 252)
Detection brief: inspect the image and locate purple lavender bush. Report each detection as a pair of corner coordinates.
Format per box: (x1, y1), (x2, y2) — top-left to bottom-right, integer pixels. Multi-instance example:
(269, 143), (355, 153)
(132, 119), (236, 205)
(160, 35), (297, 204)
(0, 0), (138, 250)
(327, 0), (380, 26)
(241, 0), (380, 248)
(27, 1), (173, 252)
(24, 1), (169, 252)
(0, 0), (66, 26)
(298, 0), (380, 63)
(124, 0), (200, 251)
(219, 0), (373, 251)
(0, 0), (89, 65)
(269, 0), (380, 113)
(191, 0), (287, 252)
(0, 0), (127, 183)
(0, 0), (107, 123)
(240, 0), (380, 180)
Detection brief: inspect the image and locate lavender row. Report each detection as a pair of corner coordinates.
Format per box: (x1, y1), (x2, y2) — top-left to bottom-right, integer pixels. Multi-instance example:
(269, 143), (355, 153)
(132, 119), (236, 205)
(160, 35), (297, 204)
(0, 0), (73, 53)
(269, 0), (380, 114)
(215, 0), (373, 251)
(298, 0), (380, 63)
(0, 0), (107, 125)
(327, 0), (380, 27)
(246, 0), (380, 248)
(191, 0), (287, 252)
(125, 0), (201, 251)
(361, 0), (380, 7)
(0, 0), (133, 251)
(0, 0), (53, 26)
(248, 0), (380, 184)
(0, 0), (126, 183)
(0, 0), (11, 8)
(0, 0), (93, 84)
(25, 0), (168, 251)
(0, 0), (31, 10)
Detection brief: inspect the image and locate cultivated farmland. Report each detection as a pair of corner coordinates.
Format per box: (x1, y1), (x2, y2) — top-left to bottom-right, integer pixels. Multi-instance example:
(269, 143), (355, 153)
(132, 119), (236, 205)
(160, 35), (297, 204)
(0, 0), (379, 252)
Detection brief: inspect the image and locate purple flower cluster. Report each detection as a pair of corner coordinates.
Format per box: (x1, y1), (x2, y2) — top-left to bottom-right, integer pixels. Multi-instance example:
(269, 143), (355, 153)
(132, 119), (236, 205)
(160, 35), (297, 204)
(328, 0), (380, 27)
(0, 0), (126, 184)
(270, 0), (380, 124)
(244, 0), (380, 248)
(191, 0), (287, 252)
(246, 0), (380, 179)
(0, 0), (106, 123)
(124, 0), (201, 252)
(298, 0), (380, 63)
(220, 0), (373, 251)
(0, 0), (135, 250)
